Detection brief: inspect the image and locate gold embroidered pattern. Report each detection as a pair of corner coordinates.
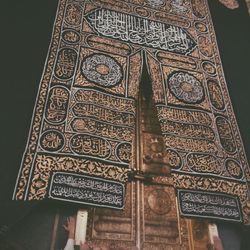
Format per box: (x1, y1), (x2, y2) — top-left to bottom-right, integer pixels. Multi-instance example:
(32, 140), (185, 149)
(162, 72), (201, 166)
(13, 0), (250, 223)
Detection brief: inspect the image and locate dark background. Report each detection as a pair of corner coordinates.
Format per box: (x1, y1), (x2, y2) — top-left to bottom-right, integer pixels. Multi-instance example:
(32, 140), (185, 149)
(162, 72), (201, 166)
(0, 0), (249, 248)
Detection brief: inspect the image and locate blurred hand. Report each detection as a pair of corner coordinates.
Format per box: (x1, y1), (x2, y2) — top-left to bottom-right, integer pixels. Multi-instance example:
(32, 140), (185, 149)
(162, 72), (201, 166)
(80, 241), (90, 250)
(213, 236), (224, 250)
(63, 216), (76, 239)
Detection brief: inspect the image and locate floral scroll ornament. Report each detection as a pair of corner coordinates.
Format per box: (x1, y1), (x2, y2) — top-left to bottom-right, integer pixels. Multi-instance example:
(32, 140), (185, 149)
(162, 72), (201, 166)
(218, 0), (239, 9)
(168, 71), (204, 104)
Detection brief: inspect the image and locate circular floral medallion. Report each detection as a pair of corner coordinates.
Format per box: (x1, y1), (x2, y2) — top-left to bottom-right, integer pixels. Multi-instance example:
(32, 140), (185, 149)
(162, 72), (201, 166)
(81, 54), (123, 87)
(147, 189), (171, 215)
(168, 71), (204, 104)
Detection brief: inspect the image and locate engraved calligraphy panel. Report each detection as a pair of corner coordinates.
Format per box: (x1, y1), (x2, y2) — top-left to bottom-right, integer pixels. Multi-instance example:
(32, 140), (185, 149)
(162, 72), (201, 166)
(225, 159), (243, 179)
(74, 89), (135, 113)
(62, 29), (80, 44)
(65, 3), (82, 26)
(157, 106), (212, 126)
(216, 116), (236, 154)
(86, 35), (132, 56)
(49, 172), (125, 209)
(207, 79), (225, 110)
(177, 189), (242, 222)
(116, 143), (132, 163)
(201, 60), (216, 76)
(164, 134), (217, 154)
(72, 103), (135, 127)
(140, 92), (189, 248)
(45, 87), (69, 124)
(89, 183), (135, 248)
(86, 8), (196, 55)
(70, 134), (111, 158)
(194, 21), (208, 33)
(198, 36), (213, 58)
(187, 153), (222, 175)
(191, 0), (206, 18)
(71, 118), (133, 141)
(161, 120), (214, 140)
(54, 48), (77, 79)
(40, 130), (65, 152)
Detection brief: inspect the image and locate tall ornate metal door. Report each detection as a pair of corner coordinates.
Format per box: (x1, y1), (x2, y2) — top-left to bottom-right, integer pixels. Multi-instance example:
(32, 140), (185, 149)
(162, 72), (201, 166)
(86, 86), (210, 250)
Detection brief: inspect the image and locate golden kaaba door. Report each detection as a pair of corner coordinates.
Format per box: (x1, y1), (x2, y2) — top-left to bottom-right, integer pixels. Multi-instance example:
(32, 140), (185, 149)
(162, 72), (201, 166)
(86, 88), (210, 250)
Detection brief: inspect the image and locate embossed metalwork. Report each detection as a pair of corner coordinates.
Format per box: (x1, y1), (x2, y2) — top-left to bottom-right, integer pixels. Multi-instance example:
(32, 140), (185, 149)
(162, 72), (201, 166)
(147, 189), (171, 215)
(139, 91), (191, 249)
